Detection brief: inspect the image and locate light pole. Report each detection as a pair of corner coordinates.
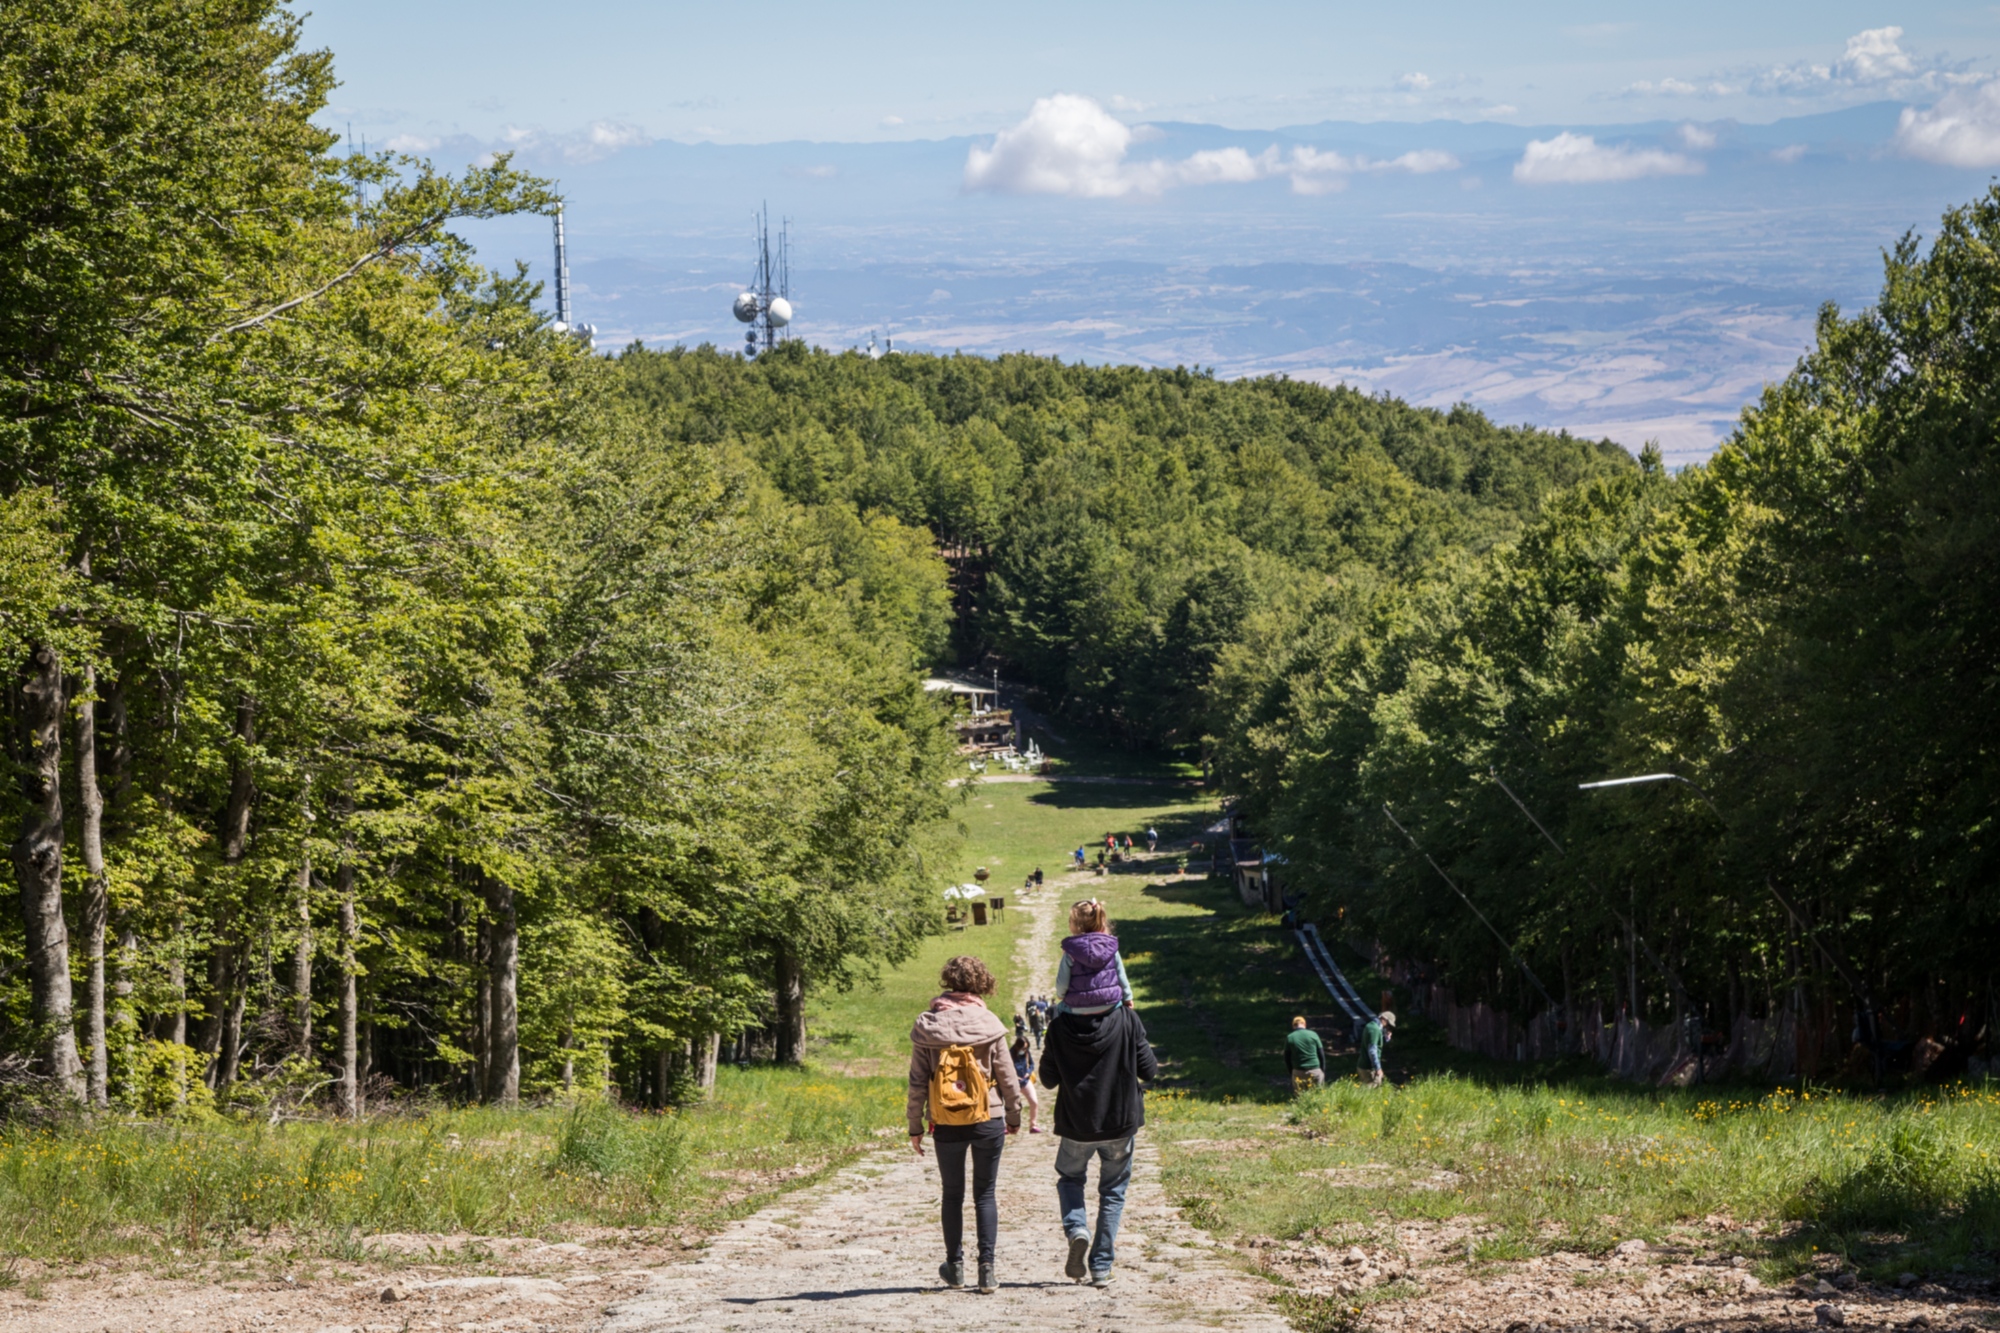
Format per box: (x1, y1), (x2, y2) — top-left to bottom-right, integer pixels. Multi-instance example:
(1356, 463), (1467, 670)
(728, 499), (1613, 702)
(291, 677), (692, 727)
(1579, 770), (1881, 1054)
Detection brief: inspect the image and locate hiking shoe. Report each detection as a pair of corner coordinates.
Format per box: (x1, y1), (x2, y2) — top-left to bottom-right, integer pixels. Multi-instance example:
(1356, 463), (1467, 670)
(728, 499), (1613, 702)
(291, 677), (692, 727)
(938, 1259), (963, 1288)
(977, 1261), (997, 1295)
(1065, 1234), (1090, 1281)
(1089, 1268), (1116, 1288)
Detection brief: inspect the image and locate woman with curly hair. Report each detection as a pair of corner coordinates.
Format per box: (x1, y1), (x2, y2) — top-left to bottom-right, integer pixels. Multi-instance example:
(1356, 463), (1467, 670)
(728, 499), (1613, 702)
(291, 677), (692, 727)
(907, 953), (1022, 1295)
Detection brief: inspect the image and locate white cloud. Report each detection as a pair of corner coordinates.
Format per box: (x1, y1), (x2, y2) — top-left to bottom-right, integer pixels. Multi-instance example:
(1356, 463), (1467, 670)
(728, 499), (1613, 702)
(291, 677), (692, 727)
(1513, 133), (1704, 184)
(1753, 26), (1971, 96)
(1629, 26), (1973, 103)
(1395, 72), (1433, 92)
(1772, 143), (1808, 163)
(1896, 79), (2000, 166)
(1623, 77), (1736, 98)
(964, 95), (1460, 198)
(1677, 123), (1718, 150)
(496, 119), (649, 163)
(881, 115), (905, 127)
(965, 95), (1149, 197)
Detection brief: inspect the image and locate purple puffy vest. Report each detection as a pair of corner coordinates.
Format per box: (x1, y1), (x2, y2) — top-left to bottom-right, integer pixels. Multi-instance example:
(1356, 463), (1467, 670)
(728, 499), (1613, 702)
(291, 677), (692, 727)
(1062, 932), (1124, 1008)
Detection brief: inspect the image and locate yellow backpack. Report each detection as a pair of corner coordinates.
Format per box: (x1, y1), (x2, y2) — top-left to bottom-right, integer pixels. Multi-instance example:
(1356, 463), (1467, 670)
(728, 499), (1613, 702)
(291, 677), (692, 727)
(928, 1043), (992, 1126)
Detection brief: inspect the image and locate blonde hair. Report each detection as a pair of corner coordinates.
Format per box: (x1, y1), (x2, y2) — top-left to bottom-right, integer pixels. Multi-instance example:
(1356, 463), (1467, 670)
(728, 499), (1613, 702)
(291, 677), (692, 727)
(1069, 899), (1109, 935)
(1292, 1016), (1308, 1029)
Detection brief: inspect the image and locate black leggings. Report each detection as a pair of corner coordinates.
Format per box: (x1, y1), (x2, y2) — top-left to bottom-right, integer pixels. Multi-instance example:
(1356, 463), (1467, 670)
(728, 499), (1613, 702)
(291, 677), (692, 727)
(934, 1116), (1005, 1264)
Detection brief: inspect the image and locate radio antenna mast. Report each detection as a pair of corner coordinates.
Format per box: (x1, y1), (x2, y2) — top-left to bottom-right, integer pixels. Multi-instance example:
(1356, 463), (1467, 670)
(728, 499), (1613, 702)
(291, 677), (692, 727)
(730, 202), (793, 358)
(549, 205), (594, 351)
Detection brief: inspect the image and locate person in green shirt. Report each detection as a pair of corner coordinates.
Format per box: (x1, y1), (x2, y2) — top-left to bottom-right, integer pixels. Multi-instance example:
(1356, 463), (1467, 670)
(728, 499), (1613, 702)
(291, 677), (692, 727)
(1285, 1016), (1326, 1093)
(1359, 1010), (1394, 1086)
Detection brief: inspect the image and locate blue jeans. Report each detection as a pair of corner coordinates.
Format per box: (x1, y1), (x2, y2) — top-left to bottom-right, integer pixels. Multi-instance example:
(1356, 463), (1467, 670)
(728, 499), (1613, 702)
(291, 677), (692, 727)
(1054, 1134), (1134, 1275)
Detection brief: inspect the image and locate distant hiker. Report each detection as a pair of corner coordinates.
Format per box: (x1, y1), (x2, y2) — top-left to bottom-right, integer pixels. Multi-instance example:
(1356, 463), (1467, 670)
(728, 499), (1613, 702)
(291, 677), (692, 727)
(1145, 827), (1158, 853)
(1027, 996), (1048, 1044)
(1095, 848), (1107, 871)
(1359, 1011), (1390, 1086)
(1033, 867), (1044, 886)
(1039, 973), (1159, 1287)
(1122, 835), (1134, 855)
(1011, 1033), (1044, 1133)
(1073, 846), (1087, 870)
(908, 955), (1023, 1295)
(1051, 899), (1133, 1016)
(1286, 1015), (1326, 1093)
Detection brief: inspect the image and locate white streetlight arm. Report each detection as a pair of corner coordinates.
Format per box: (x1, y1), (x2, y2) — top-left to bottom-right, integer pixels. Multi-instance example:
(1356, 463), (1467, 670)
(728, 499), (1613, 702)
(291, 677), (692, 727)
(1577, 773), (1682, 789)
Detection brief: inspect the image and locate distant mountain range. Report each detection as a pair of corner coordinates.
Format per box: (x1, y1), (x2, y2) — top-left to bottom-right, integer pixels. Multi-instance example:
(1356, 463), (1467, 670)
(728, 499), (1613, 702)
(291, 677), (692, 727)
(456, 102), (1988, 462)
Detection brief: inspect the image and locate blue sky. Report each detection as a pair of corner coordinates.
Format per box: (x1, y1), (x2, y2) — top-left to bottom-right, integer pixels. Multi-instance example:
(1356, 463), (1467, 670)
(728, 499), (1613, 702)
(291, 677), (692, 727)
(306, 4), (2000, 461)
(310, 2), (1999, 146)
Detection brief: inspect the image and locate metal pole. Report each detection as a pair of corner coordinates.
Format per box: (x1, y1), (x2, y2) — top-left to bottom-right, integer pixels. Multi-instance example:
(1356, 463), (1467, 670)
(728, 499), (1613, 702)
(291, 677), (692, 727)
(552, 207), (572, 330)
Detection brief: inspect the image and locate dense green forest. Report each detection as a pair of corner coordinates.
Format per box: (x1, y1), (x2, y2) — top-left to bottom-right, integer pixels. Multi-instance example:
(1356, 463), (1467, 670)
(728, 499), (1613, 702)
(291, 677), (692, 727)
(1213, 211), (2000, 1068)
(3, 0), (1994, 1115)
(615, 347), (1631, 748)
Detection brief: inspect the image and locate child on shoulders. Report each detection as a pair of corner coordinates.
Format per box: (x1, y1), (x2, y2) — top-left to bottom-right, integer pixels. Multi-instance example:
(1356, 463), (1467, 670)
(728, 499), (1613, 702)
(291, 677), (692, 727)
(1051, 898), (1134, 1015)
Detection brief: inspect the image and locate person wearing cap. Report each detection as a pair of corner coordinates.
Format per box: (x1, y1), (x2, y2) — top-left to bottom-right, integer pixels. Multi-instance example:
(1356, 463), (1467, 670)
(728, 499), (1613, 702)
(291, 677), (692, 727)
(1284, 1016), (1325, 1093)
(1360, 1010), (1395, 1086)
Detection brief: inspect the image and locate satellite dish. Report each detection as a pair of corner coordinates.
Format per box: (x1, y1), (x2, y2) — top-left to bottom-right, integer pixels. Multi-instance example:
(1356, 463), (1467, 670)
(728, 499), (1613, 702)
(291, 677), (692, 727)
(766, 296), (792, 328)
(550, 320), (569, 334)
(732, 291), (759, 323)
(743, 345), (757, 359)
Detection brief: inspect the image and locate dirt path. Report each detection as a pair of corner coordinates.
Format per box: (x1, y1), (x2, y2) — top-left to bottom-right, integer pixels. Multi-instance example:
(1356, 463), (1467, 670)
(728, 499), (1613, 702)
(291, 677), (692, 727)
(603, 1121), (1285, 1333)
(602, 863), (1286, 1333)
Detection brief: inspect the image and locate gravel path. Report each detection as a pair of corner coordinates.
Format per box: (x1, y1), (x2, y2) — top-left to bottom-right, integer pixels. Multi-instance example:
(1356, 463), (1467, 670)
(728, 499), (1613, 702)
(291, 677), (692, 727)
(604, 869), (1288, 1333)
(602, 1132), (1287, 1332)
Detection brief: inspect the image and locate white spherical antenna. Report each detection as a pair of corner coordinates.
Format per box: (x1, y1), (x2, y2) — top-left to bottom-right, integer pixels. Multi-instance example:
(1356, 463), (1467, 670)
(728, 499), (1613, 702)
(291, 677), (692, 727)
(767, 297), (792, 328)
(732, 291), (759, 322)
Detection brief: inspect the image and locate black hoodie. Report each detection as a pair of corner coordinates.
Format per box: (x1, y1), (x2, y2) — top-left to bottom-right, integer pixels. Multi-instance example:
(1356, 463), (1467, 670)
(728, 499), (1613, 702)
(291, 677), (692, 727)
(1038, 1004), (1158, 1140)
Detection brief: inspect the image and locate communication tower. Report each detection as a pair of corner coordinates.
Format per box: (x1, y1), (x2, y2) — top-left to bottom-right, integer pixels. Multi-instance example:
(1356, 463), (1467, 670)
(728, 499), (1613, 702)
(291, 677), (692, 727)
(731, 203), (792, 358)
(550, 205), (596, 352)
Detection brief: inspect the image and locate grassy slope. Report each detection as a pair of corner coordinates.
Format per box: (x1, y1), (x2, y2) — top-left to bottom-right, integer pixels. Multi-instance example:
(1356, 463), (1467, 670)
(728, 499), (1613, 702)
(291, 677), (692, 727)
(809, 748), (2000, 1290)
(0, 1066), (900, 1264)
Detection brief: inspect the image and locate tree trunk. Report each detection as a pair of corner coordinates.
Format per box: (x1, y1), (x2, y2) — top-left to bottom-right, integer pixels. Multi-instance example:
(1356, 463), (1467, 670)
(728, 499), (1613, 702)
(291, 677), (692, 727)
(292, 858), (312, 1055)
(199, 943), (231, 1082)
(209, 698), (256, 1091)
(693, 1031), (720, 1096)
(75, 663), (109, 1107)
(474, 916), (492, 1099)
(11, 646), (83, 1097)
(217, 968), (247, 1089)
(485, 877), (519, 1105)
(336, 851), (359, 1118)
(775, 944), (806, 1065)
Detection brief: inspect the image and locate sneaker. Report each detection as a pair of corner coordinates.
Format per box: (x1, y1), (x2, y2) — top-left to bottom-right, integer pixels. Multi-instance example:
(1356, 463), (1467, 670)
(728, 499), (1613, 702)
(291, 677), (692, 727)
(1065, 1234), (1090, 1281)
(977, 1261), (997, 1295)
(938, 1259), (963, 1288)
(1089, 1268), (1115, 1288)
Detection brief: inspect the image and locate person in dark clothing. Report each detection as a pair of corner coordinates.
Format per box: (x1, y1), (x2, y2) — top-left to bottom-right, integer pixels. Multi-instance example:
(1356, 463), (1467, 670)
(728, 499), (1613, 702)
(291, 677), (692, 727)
(1285, 1015), (1326, 1093)
(1038, 1003), (1158, 1286)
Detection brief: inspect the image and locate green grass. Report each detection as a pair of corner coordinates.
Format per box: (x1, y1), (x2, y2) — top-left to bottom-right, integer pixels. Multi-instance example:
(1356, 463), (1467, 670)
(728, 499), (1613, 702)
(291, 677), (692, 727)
(807, 773), (1218, 1061)
(0, 1065), (898, 1265)
(1155, 1070), (2000, 1281)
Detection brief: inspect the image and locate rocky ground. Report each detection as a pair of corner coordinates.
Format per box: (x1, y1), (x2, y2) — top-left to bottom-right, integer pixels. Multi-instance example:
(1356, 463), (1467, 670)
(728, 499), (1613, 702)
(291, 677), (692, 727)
(1259, 1225), (1999, 1332)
